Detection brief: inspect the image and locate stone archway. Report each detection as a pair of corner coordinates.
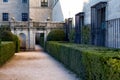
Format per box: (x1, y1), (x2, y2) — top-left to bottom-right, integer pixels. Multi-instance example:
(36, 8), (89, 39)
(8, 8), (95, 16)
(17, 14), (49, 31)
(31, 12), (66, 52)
(19, 33), (26, 50)
(35, 31), (45, 48)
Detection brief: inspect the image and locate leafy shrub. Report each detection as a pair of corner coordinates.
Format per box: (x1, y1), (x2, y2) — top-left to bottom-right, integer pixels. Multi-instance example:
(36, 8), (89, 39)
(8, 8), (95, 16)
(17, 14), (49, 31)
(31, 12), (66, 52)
(0, 25), (11, 31)
(0, 42), (15, 66)
(0, 39), (1, 45)
(46, 41), (120, 80)
(47, 29), (65, 41)
(68, 29), (75, 43)
(13, 35), (20, 52)
(0, 30), (20, 52)
(1, 31), (14, 41)
(39, 37), (44, 48)
(82, 25), (90, 44)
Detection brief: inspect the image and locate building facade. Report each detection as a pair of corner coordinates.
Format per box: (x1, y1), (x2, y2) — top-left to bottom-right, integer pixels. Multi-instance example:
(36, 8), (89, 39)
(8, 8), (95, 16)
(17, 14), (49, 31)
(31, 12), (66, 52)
(0, 0), (65, 50)
(76, 0), (120, 48)
(52, 0), (64, 22)
(0, 0), (63, 22)
(0, 0), (29, 22)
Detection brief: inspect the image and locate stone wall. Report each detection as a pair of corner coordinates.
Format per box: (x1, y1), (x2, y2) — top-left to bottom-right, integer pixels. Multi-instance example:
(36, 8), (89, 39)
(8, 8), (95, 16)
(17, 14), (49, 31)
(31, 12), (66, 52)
(107, 0), (120, 20)
(82, 0), (120, 48)
(10, 21), (65, 50)
(83, 0), (120, 24)
(52, 0), (64, 22)
(0, 0), (29, 21)
(0, 0), (59, 22)
(83, 2), (91, 25)
(29, 8), (52, 22)
(29, 0), (53, 21)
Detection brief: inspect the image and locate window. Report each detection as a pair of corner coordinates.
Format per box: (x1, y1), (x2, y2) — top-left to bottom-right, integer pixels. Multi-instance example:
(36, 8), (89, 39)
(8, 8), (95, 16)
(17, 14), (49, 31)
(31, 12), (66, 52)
(3, 0), (8, 2)
(22, 0), (27, 3)
(41, 0), (48, 7)
(22, 13), (28, 21)
(2, 13), (9, 21)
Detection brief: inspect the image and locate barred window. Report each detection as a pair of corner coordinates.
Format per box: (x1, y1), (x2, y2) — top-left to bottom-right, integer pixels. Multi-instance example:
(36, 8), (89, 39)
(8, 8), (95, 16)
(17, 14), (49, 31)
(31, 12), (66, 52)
(3, 13), (9, 21)
(22, 13), (28, 21)
(41, 0), (48, 7)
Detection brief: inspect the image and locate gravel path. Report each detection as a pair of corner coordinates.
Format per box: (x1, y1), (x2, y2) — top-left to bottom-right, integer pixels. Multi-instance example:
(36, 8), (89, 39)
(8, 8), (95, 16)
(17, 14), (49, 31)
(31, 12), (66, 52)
(0, 46), (80, 80)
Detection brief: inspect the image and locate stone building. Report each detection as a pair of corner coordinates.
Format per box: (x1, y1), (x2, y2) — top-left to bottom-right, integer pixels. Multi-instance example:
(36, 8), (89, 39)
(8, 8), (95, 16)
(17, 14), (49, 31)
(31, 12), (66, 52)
(0, 0), (29, 22)
(75, 0), (120, 48)
(0, 0), (63, 22)
(0, 0), (65, 50)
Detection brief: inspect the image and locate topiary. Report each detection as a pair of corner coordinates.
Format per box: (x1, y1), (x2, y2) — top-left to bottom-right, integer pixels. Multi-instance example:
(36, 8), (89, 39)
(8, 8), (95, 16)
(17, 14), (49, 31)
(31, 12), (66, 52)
(47, 29), (66, 41)
(0, 25), (11, 31)
(0, 33), (2, 44)
(1, 31), (14, 41)
(0, 39), (1, 45)
(1, 31), (20, 52)
(13, 35), (20, 52)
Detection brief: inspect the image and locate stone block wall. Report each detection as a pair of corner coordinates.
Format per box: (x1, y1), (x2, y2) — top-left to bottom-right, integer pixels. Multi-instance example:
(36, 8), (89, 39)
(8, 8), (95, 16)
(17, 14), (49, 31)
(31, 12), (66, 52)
(52, 0), (64, 22)
(29, 0), (53, 22)
(29, 8), (52, 22)
(10, 21), (65, 50)
(0, 0), (29, 21)
(107, 0), (120, 20)
(82, 0), (120, 48)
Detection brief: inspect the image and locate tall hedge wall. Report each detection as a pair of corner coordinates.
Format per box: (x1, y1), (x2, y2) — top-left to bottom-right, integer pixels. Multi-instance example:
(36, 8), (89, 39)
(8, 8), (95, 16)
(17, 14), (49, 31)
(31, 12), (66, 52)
(0, 42), (15, 66)
(46, 41), (120, 80)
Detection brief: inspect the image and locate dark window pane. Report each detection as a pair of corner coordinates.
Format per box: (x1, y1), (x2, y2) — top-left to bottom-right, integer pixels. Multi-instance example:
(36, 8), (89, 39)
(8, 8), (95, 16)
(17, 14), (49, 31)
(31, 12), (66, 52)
(22, 0), (27, 3)
(3, 0), (8, 2)
(3, 13), (9, 21)
(22, 13), (28, 21)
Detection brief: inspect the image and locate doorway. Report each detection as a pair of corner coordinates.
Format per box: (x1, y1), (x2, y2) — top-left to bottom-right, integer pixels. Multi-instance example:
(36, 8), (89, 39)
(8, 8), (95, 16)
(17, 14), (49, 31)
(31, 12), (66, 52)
(19, 33), (26, 50)
(35, 33), (44, 47)
(35, 33), (41, 45)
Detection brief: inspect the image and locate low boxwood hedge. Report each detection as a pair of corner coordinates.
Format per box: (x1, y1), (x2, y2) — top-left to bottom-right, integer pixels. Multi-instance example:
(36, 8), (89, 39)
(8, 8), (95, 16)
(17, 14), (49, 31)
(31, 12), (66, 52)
(0, 42), (15, 66)
(46, 41), (120, 80)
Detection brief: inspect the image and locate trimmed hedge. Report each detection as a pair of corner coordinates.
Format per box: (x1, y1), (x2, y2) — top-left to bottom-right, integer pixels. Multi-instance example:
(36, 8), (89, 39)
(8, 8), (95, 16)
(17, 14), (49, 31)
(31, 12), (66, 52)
(47, 29), (66, 41)
(40, 37), (44, 48)
(13, 35), (20, 52)
(46, 41), (120, 80)
(39, 33), (44, 48)
(1, 30), (14, 41)
(0, 30), (20, 52)
(0, 42), (15, 66)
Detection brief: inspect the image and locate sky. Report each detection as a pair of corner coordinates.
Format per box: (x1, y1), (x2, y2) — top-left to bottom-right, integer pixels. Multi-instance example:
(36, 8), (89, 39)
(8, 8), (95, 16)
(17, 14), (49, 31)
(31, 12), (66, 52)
(60, 0), (89, 19)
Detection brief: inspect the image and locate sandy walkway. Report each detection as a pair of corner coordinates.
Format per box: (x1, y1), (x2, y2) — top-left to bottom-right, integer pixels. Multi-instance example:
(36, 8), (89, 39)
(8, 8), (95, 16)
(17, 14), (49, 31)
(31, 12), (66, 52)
(0, 46), (80, 80)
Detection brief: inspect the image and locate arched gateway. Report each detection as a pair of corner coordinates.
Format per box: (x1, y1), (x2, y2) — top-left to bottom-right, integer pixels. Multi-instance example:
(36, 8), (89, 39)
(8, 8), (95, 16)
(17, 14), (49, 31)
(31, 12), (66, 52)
(10, 21), (65, 50)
